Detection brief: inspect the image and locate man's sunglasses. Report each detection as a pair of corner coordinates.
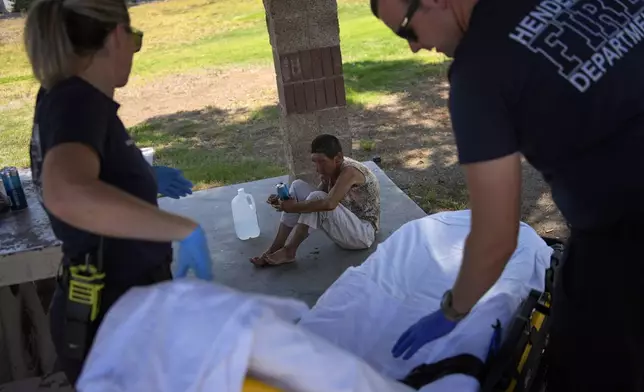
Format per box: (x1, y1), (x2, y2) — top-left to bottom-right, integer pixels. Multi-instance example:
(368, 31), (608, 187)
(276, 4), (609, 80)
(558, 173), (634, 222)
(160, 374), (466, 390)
(396, 0), (420, 42)
(125, 26), (144, 53)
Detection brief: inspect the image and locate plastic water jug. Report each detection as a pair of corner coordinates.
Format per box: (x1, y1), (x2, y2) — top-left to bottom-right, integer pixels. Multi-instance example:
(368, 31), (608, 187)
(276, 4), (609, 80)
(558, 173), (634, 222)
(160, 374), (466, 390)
(231, 188), (260, 240)
(140, 147), (155, 165)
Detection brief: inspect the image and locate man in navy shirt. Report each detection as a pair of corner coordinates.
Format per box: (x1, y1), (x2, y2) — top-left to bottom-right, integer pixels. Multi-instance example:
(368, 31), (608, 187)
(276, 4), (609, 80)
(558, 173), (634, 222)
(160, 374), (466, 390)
(371, 0), (644, 389)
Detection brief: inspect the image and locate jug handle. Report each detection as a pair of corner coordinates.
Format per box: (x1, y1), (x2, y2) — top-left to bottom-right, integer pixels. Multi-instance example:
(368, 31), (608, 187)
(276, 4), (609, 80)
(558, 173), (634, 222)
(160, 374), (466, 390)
(246, 194), (256, 211)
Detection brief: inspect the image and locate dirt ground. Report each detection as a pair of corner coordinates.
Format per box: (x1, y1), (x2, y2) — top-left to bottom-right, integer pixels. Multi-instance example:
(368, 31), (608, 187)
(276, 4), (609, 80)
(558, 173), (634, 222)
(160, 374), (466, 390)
(116, 66), (569, 240)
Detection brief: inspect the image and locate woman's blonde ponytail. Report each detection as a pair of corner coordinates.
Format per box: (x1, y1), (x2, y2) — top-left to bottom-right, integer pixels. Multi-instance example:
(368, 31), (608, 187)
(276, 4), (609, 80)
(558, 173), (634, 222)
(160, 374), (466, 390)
(24, 0), (76, 89)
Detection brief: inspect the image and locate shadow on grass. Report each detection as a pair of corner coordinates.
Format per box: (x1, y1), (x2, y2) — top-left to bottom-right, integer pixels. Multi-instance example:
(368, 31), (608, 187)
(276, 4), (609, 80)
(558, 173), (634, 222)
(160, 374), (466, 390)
(129, 105), (284, 190)
(344, 58), (567, 237)
(129, 57), (568, 238)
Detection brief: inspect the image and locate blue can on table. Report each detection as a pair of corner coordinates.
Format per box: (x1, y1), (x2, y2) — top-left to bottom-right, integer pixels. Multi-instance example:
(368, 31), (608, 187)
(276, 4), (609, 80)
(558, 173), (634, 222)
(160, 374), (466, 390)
(1, 167), (28, 211)
(276, 182), (290, 200)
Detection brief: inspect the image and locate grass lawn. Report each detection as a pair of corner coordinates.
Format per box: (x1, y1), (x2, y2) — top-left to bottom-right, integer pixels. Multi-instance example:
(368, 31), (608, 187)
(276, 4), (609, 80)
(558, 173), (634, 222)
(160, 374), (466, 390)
(0, 0), (449, 190)
(0, 0), (568, 236)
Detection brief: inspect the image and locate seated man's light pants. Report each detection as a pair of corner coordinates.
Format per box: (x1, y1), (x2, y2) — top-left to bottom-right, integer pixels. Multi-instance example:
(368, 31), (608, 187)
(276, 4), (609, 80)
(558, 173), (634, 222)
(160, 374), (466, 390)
(281, 180), (375, 250)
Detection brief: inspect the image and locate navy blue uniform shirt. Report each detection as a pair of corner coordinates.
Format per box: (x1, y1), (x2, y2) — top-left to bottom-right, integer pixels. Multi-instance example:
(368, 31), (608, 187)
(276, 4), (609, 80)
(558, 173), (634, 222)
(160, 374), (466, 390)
(30, 77), (172, 286)
(449, 0), (644, 229)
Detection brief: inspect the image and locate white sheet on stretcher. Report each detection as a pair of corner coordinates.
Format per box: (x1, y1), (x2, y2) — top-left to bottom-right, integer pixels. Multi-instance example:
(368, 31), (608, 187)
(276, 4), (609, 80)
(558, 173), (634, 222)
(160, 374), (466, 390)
(76, 280), (413, 392)
(76, 210), (551, 392)
(298, 210), (553, 391)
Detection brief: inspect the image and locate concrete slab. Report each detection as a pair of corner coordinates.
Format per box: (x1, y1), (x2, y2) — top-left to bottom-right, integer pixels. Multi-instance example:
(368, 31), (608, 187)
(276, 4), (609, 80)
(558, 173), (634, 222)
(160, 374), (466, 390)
(159, 162), (426, 306)
(0, 163), (426, 300)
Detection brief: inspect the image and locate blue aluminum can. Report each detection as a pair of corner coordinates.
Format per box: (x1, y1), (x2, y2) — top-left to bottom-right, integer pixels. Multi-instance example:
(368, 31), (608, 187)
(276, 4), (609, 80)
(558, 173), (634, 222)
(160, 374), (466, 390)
(0, 185), (10, 215)
(1, 167), (28, 211)
(276, 182), (290, 200)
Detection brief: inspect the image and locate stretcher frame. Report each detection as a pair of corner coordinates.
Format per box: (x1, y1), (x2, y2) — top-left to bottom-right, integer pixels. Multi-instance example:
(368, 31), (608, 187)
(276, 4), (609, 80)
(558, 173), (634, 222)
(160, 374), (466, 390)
(479, 237), (565, 392)
(240, 238), (566, 392)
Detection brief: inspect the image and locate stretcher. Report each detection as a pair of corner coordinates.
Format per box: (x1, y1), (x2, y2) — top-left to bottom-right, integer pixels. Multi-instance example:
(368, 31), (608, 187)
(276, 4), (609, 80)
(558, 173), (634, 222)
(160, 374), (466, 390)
(76, 210), (563, 392)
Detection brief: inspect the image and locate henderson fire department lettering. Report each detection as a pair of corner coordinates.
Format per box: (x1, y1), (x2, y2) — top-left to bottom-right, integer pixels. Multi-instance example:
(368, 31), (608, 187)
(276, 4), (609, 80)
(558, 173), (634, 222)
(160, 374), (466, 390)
(509, 0), (644, 92)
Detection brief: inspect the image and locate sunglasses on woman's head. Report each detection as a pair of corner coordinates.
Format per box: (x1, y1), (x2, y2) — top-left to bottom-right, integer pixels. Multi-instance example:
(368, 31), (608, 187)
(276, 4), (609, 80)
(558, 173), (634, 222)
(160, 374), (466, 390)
(396, 0), (420, 42)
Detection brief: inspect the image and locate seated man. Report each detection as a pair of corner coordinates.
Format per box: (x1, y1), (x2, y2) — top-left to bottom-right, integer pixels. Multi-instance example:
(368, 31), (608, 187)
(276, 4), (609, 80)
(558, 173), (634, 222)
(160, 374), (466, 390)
(250, 134), (381, 266)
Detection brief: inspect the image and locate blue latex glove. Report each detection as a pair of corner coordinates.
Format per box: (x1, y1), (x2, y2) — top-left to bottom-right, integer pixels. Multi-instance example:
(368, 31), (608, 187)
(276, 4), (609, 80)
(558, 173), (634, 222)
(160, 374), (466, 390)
(152, 166), (193, 199)
(392, 309), (459, 360)
(176, 225), (213, 281)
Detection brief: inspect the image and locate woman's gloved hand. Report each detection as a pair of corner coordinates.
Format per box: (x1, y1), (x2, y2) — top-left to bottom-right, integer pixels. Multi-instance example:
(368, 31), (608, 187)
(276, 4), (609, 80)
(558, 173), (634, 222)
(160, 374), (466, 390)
(176, 225), (213, 281)
(152, 166), (193, 199)
(392, 309), (459, 360)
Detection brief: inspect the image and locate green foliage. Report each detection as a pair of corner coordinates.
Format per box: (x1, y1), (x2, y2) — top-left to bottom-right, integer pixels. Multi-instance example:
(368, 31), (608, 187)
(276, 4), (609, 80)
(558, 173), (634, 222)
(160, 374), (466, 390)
(0, 0), (450, 189)
(359, 139), (376, 152)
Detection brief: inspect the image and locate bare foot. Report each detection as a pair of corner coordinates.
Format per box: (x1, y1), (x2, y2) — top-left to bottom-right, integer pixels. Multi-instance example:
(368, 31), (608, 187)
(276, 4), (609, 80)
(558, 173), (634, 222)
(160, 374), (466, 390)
(249, 254), (269, 267)
(265, 247), (296, 266)
(250, 246), (282, 267)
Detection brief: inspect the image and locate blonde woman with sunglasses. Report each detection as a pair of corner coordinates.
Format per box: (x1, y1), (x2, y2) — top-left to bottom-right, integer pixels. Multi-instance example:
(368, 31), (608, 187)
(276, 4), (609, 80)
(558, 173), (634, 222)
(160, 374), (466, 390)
(24, 0), (215, 384)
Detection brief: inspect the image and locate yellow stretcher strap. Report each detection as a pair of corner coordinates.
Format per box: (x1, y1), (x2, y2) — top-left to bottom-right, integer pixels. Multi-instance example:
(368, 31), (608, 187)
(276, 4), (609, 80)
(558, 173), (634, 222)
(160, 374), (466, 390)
(242, 377), (283, 391)
(505, 293), (551, 392)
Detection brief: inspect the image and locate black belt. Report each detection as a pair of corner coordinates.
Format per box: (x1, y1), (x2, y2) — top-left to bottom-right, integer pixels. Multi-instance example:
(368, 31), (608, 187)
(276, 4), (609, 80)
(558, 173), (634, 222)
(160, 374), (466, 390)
(59, 259), (172, 289)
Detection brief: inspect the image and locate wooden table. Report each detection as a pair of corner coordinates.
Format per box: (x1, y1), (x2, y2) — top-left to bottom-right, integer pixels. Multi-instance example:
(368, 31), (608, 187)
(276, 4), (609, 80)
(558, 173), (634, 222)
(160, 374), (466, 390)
(0, 171), (60, 386)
